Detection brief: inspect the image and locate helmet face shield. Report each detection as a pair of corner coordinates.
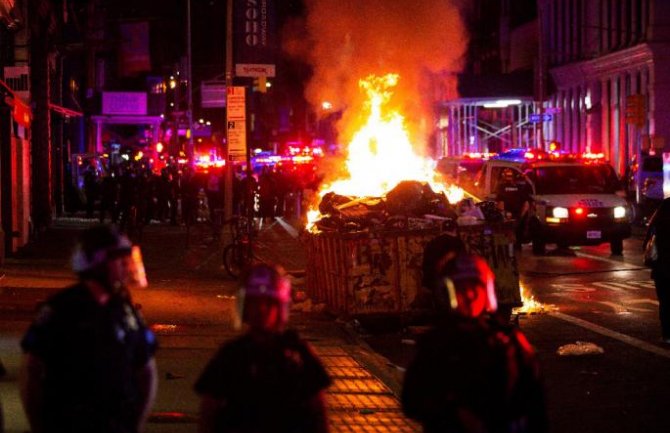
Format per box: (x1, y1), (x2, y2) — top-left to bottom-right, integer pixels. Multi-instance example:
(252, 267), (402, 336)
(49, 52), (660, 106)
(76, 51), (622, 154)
(125, 246), (148, 290)
(236, 264), (292, 331)
(72, 226), (133, 274)
(245, 270), (291, 303)
(72, 226), (148, 293)
(437, 254), (497, 317)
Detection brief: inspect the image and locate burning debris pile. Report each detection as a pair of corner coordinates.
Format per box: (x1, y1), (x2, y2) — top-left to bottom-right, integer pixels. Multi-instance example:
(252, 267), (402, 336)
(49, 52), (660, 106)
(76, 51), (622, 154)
(311, 181), (506, 234)
(305, 74), (505, 234)
(313, 180), (455, 233)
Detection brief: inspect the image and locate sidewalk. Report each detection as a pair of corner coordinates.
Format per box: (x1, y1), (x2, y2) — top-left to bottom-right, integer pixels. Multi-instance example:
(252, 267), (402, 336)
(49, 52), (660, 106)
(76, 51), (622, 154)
(0, 217), (418, 433)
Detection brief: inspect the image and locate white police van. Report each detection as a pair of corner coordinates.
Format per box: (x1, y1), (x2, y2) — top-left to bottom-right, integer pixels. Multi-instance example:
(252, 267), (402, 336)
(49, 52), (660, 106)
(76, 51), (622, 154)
(473, 149), (632, 255)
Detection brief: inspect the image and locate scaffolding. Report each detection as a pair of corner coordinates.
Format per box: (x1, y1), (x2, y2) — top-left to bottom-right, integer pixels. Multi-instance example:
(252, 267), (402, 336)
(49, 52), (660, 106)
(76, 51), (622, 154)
(436, 97), (540, 157)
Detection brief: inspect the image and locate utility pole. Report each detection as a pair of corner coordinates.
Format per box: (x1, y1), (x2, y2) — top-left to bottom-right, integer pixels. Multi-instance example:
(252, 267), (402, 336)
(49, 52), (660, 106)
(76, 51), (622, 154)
(186, 0), (194, 161)
(223, 0), (234, 239)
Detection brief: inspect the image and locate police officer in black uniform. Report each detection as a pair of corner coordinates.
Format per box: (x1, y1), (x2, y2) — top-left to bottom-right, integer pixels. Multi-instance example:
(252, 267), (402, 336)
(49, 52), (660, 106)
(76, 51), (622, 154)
(19, 225), (158, 433)
(495, 168), (533, 248)
(402, 253), (547, 433)
(195, 263), (331, 433)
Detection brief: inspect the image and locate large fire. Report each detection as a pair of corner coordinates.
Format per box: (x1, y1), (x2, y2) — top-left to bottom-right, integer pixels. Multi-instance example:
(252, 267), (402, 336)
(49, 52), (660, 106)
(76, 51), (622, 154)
(307, 74), (463, 229)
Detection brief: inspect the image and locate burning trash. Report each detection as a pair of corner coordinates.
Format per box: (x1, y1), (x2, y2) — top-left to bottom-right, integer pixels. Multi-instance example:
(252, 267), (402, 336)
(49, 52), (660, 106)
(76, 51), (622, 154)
(306, 74), (494, 235)
(312, 180), (457, 233)
(303, 73), (520, 317)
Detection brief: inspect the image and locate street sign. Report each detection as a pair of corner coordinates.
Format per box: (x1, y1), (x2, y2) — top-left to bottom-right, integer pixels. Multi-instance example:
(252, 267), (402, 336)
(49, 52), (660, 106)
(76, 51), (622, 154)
(226, 86), (247, 158)
(235, 64), (276, 78)
(529, 113), (553, 123)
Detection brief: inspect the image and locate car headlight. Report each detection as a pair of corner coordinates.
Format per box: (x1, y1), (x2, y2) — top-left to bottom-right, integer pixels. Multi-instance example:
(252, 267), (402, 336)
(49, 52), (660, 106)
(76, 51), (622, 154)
(552, 207), (569, 218)
(613, 206), (626, 219)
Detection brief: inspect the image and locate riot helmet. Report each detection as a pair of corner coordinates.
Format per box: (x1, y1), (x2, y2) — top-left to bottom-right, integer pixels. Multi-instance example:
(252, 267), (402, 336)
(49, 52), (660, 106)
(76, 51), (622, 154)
(435, 253), (497, 317)
(72, 225), (147, 293)
(237, 263), (291, 330)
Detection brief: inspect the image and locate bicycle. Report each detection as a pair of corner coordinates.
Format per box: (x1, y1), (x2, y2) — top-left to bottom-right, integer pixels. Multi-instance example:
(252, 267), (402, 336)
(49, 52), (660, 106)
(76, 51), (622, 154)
(222, 215), (257, 279)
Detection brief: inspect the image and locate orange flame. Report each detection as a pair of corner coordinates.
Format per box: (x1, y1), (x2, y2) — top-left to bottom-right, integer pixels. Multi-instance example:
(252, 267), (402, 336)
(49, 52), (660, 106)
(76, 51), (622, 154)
(307, 74), (463, 229)
(513, 283), (554, 315)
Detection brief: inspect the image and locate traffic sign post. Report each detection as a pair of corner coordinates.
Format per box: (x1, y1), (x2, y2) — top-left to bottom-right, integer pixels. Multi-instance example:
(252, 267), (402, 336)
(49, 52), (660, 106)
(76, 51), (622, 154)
(226, 86), (247, 160)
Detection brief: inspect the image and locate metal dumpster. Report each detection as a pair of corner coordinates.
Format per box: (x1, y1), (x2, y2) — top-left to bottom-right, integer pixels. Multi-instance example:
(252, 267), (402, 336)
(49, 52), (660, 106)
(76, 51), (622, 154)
(305, 221), (521, 317)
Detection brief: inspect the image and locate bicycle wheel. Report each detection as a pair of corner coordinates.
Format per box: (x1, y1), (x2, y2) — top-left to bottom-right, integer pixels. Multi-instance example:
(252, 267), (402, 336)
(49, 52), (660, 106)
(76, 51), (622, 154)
(223, 243), (248, 279)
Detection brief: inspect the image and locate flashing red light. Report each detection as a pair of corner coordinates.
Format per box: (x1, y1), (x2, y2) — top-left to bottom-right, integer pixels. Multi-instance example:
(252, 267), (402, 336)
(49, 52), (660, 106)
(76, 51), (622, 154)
(463, 152), (497, 159)
(524, 152), (536, 159)
(574, 207), (585, 216)
(581, 152), (605, 160)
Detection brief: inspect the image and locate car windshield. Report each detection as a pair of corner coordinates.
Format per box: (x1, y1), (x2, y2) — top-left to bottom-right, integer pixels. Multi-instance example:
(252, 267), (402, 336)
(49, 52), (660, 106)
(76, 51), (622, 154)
(528, 164), (621, 194)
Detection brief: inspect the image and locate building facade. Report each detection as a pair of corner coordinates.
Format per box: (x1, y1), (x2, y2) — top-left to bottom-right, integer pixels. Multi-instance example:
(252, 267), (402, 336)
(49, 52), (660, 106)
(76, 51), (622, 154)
(541, 0), (670, 177)
(0, 0), (32, 259)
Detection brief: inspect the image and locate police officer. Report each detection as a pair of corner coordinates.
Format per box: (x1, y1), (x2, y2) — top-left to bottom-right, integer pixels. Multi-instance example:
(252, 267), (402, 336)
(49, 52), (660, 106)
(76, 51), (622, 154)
(495, 168), (533, 248)
(195, 263), (331, 433)
(19, 225), (158, 433)
(402, 253), (547, 433)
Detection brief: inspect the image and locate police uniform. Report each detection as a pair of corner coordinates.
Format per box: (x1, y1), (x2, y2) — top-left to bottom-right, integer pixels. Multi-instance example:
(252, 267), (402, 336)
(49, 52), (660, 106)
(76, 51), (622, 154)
(402, 315), (547, 433)
(495, 178), (532, 219)
(194, 329), (331, 433)
(495, 175), (533, 247)
(21, 283), (157, 433)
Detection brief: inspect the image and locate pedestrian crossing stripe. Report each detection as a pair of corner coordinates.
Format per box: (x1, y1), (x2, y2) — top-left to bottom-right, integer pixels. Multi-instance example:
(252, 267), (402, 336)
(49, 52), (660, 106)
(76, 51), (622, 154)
(551, 280), (654, 292)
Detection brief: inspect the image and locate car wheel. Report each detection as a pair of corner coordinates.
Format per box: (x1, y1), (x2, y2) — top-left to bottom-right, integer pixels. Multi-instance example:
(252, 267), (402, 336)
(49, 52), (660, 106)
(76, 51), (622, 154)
(610, 238), (624, 256)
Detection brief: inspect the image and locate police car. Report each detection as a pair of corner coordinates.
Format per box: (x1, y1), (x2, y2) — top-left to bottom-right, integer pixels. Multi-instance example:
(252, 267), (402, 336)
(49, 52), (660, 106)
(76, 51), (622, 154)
(473, 149), (632, 255)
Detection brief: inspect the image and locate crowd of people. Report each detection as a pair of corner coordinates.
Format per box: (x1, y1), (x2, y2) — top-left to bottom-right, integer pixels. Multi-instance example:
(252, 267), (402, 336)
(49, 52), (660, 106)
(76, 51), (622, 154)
(77, 159), (316, 233)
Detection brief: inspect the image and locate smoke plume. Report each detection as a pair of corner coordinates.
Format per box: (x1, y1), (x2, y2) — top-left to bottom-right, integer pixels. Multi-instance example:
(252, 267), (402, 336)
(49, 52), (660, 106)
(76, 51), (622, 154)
(283, 0), (469, 151)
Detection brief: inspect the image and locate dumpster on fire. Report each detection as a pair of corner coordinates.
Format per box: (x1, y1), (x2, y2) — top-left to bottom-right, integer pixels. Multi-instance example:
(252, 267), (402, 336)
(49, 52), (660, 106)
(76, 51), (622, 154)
(305, 220), (521, 317)
(305, 180), (520, 317)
